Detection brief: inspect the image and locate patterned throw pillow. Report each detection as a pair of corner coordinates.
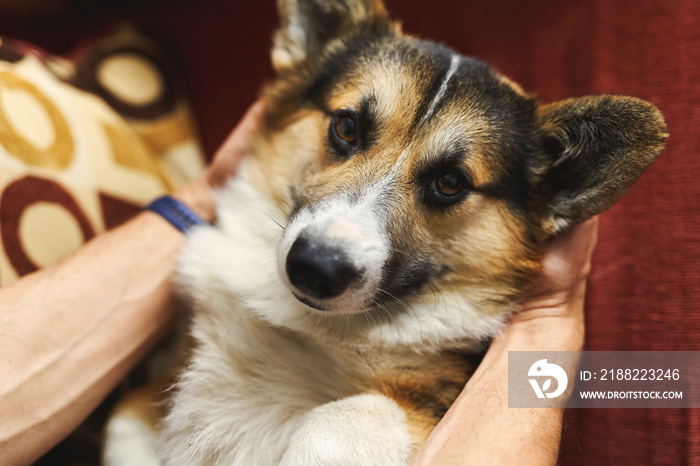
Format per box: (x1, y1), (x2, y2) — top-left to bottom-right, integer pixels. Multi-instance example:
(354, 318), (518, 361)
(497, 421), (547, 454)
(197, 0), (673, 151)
(0, 27), (204, 285)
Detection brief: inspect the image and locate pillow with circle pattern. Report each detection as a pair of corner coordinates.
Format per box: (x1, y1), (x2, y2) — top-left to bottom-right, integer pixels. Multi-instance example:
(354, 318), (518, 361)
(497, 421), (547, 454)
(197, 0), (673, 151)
(0, 27), (204, 286)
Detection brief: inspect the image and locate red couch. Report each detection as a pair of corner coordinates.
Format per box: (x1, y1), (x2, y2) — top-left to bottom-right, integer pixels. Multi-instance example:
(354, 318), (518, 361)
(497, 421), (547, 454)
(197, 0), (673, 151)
(2, 0), (697, 464)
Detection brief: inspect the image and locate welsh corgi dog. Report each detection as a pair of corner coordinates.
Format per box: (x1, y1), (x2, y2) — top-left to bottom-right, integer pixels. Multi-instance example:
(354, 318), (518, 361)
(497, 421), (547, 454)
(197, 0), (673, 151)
(104, 0), (666, 464)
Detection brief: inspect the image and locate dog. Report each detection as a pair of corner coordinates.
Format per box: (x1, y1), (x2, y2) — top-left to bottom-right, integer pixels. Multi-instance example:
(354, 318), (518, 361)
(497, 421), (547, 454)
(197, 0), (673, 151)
(103, 0), (666, 464)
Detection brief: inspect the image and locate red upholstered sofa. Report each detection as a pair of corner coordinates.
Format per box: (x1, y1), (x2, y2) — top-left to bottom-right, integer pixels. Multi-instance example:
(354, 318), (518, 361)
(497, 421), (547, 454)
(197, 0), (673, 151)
(2, 0), (697, 464)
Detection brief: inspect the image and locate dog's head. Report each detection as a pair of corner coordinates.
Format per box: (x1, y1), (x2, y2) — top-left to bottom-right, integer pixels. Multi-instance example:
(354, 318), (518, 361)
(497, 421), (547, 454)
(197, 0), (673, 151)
(246, 0), (665, 347)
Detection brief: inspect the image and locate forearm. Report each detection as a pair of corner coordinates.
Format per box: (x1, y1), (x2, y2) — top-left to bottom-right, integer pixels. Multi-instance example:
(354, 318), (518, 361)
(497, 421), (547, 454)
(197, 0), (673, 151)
(0, 209), (188, 465)
(0, 99), (258, 465)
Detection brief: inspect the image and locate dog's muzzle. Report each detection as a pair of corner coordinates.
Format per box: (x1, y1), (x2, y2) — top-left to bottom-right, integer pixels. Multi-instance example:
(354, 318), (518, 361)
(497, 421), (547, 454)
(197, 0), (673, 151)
(285, 235), (362, 301)
(278, 192), (390, 313)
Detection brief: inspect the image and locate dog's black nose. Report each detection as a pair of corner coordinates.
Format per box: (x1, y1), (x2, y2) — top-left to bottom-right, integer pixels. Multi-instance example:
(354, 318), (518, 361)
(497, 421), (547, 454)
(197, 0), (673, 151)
(285, 236), (359, 301)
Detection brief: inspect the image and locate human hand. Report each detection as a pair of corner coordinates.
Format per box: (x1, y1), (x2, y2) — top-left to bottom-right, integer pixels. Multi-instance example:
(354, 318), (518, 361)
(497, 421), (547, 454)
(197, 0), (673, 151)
(174, 100), (265, 222)
(520, 216), (598, 313)
(503, 216), (599, 352)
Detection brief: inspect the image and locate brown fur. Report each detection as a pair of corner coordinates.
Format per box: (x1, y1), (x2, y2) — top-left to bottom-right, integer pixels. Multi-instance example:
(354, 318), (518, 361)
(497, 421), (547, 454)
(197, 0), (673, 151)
(369, 354), (475, 451)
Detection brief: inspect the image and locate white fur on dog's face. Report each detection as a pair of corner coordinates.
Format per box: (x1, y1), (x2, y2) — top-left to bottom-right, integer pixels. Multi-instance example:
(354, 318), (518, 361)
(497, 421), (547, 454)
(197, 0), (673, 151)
(278, 186), (391, 313)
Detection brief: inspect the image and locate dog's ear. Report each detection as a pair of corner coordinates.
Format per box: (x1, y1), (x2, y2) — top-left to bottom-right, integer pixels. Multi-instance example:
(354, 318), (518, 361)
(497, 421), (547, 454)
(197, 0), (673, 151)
(273, 0), (389, 72)
(537, 95), (667, 234)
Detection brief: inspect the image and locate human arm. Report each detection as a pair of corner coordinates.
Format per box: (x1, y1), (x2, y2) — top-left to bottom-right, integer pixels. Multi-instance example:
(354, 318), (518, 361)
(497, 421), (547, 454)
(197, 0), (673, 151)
(0, 101), (264, 465)
(410, 217), (598, 466)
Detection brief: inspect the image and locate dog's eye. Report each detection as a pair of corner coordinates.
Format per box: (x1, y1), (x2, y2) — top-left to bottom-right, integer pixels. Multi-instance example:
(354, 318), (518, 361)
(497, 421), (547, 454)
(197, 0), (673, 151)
(432, 172), (464, 196)
(329, 110), (360, 157)
(335, 115), (357, 143)
(430, 171), (467, 197)
(423, 169), (471, 207)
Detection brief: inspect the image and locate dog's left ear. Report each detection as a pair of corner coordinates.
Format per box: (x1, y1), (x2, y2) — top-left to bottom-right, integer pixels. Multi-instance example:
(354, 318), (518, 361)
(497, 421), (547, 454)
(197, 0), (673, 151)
(272, 0), (390, 72)
(537, 95), (667, 234)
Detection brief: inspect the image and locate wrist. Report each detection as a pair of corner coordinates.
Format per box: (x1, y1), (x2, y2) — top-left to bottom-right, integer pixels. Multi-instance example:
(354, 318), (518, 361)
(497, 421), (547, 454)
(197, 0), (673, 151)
(484, 309), (584, 374)
(172, 179), (216, 223)
(501, 312), (584, 351)
(498, 275), (588, 352)
(470, 302), (584, 387)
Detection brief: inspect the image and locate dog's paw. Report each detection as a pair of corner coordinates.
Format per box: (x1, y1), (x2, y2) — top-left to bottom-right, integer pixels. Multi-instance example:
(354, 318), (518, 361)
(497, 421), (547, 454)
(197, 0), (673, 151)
(280, 393), (414, 466)
(102, 384), (164, 466)
(102, 411), (161, 466)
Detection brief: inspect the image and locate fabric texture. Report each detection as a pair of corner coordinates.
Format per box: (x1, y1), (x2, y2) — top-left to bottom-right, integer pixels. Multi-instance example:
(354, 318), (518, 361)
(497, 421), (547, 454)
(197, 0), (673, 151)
(0, 28), (204, 286)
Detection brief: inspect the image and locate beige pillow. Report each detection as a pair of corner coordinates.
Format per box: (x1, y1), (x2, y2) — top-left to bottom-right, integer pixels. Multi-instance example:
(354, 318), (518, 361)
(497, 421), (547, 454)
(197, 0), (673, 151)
(0, 28), (204, 285)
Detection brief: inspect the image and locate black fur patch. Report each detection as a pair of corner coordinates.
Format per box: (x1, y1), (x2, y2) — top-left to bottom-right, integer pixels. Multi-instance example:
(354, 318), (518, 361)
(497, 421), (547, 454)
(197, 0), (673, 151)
(305, 25), (395, 109)
(378, 252), (437, 302)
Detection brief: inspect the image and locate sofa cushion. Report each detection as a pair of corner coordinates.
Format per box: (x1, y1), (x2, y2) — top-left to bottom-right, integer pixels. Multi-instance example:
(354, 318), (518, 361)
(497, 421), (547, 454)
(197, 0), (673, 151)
(0, 27), (204, 285)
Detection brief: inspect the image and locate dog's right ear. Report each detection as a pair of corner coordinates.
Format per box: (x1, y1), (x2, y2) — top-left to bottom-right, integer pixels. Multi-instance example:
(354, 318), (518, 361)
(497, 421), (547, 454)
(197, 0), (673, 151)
(537, 95), (667, 235)
(272, 0), (389, 72)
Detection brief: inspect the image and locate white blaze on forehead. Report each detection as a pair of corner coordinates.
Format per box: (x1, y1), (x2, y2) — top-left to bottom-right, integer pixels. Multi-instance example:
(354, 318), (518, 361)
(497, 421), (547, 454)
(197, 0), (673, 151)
(421, 54), (461, 124)
(387, 147), (412, 181)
